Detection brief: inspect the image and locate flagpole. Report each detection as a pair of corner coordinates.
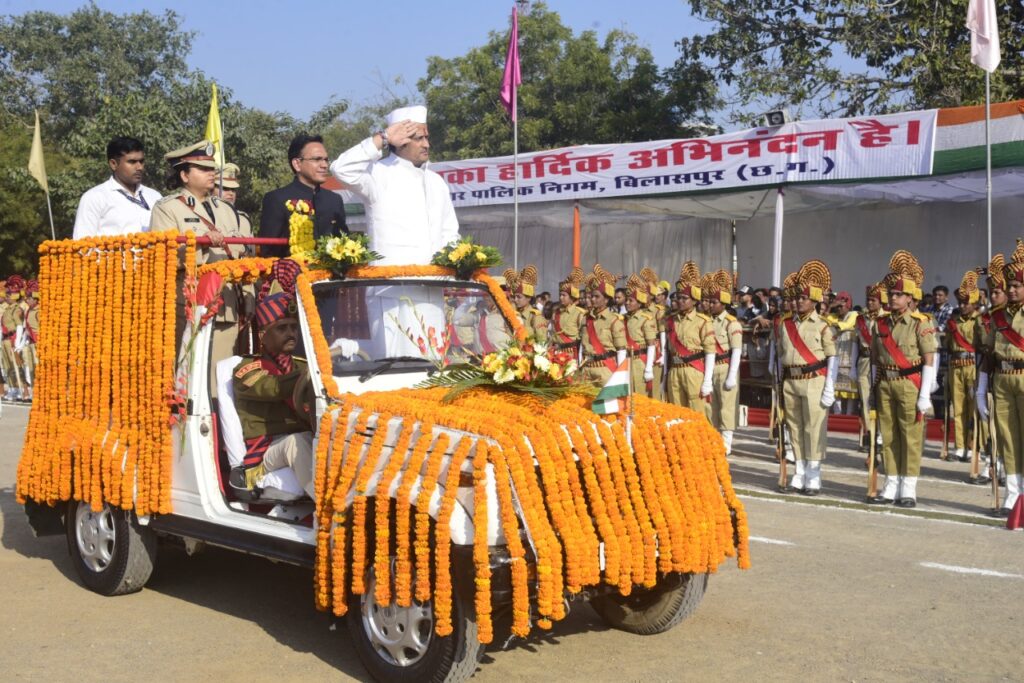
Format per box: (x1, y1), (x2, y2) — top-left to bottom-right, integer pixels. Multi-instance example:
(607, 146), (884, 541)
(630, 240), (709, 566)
(44, 190), (55, 240)
(626, 355), (633, 445)
(513, 113), (519, 270)
(985, 70), (993, 260)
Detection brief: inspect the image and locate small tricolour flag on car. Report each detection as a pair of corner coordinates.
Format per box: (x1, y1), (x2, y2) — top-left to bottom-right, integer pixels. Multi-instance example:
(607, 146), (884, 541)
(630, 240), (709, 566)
(591, 359), (630, 415)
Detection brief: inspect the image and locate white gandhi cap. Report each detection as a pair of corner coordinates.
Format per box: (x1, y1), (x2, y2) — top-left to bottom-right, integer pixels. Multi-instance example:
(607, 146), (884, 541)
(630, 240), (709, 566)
(386, 105), (428, 125)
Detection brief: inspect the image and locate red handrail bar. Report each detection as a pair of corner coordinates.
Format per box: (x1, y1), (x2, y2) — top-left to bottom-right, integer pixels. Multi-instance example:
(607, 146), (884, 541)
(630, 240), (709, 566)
(174, 236), (290, 246)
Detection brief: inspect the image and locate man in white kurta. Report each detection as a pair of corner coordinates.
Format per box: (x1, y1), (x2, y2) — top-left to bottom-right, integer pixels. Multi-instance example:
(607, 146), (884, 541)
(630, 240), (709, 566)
(329, 105), (459, 266)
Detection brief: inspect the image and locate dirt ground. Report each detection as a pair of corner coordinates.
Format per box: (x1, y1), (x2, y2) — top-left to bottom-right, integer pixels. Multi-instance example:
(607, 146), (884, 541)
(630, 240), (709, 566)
(2, 401), (1023, 682)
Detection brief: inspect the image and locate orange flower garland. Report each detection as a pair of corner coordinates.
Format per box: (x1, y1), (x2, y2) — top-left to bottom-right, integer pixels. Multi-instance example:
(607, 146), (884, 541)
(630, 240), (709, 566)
(472, 441), (493, 644)
(16, 232), (181, 516)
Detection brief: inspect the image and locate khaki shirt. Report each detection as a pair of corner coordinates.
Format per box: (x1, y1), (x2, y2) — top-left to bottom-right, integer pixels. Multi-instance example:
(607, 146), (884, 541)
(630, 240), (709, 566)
(149, 188), (244, 263)
(946, 311), (981, 353)
(648, 302), (668, 334)
(777, 310), (836, 367)
(517, 305), (548, 343)
(482, 308), (511, 351)
(1, 299), (24, 334)
(712, 310), (743, 352)
(625, 309), (657, 351)
(666, 308), (716, 358)
(984, 304), (1024, 361)
(872, 310), (937, 367)
(553, 304), (585, 344)
(855, 311), (886, 352)
(581, 306), (627, 356)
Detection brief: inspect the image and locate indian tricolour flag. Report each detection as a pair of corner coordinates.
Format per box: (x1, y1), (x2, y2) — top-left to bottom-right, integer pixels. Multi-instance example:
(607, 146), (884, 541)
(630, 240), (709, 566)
(591, 360), (630, 415)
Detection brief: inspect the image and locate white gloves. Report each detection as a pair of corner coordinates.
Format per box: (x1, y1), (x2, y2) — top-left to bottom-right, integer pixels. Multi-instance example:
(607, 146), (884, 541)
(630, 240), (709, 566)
(849, 343), (859, 381)
(929, 353), (941, 394)
(724, 347), (741, 390)
(820, 356), (837, 408)
(917, 363), (936, 414)
(643, 345), (655, 382)
(14, 325), (27, 352)
(701, 353), (715, 397)
(976, 372), (990, 421)
(616, 349), (627, 367)
(768, 343), (776, 378)
(659, 332), (667, 367)
(329, 337), (360, 359)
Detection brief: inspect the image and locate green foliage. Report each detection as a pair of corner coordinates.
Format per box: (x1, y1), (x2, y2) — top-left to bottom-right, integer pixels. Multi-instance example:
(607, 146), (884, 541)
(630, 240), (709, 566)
(678, 0), (1024, 123)
(418, 2), (720, 160)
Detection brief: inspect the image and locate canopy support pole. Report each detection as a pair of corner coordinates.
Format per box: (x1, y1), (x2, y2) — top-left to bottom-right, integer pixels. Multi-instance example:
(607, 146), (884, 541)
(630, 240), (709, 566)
(772, 187), (785, 286)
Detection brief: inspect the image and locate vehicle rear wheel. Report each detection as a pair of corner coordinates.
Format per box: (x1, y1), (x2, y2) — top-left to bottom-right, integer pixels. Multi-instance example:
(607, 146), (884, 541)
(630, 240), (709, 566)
(66, 500), (156, 596)
(347, 563), (483, 683)
(590, 572), (708, 635)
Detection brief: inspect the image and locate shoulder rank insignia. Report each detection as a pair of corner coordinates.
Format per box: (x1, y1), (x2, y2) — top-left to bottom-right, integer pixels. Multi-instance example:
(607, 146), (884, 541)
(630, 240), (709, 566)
(235, 361), (261, 378)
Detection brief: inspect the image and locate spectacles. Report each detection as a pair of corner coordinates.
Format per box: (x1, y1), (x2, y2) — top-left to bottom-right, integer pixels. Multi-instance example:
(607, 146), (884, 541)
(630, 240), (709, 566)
(299, 156), (330, 164)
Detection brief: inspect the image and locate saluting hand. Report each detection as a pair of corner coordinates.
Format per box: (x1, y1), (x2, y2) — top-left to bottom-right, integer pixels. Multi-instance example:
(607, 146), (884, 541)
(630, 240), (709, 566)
(385, 119), (419, 148)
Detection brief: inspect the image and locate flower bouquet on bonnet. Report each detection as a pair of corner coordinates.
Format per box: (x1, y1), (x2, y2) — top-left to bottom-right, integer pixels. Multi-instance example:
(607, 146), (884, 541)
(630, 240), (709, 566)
(431, 236), (501, 279)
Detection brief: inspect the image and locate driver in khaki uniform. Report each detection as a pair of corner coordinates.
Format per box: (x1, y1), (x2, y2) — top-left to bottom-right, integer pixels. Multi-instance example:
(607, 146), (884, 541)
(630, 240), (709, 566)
(232, 278), (315, 499)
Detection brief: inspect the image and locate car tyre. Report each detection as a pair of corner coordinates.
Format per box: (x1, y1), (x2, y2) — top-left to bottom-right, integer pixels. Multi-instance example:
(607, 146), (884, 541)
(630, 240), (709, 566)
(66, 499), (156, 596)
(347, 562), (483, 683)
(590, 572), (708, 635)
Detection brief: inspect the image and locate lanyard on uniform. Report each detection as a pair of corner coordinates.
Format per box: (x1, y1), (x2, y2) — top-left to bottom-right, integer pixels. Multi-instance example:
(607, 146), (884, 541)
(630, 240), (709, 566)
(117, 189), (150, 211)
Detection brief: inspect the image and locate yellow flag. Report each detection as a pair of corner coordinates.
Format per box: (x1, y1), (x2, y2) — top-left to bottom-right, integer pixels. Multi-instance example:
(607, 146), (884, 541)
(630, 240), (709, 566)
(28, 109), (48, 193)
(204, 83), (225, 168)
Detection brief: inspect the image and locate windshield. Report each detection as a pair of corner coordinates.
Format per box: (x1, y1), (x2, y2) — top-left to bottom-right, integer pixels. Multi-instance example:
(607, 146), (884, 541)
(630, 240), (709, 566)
(310, 279), (514, 376)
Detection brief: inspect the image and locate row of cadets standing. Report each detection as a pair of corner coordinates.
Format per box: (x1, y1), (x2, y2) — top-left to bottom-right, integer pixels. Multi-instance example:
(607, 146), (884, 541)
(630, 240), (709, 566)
(868, 250), (937, 508)
(774, 260), (837, 495)
(978, 241), (1024, 517)
(0, 277), (38, 401)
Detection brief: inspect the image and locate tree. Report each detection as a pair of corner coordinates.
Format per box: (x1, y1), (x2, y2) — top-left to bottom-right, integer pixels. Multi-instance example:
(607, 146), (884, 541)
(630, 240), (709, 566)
(675, 0), (1024, 124)
(418, 2), (719, 160)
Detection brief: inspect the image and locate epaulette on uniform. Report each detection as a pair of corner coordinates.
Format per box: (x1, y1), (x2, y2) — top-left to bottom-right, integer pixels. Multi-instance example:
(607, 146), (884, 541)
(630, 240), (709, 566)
(697, 312), (712, 322)
(910, 311), (930, 322)
(725, 313), (737, 322)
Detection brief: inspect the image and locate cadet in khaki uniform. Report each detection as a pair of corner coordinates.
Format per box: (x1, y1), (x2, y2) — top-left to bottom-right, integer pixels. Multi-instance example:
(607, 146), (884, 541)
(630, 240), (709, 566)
(946, 271), (983, 463)
(579, 266), (627, 386)
(0, 282), (11, 398)
(552, 267), (586, 357)
(665, 261), (716, 415)
(150, 140), (245, 368)
(777, 261), (837, 494)
(869, 251), (937, 508)
(232, 289), (315, 498)
(851, 283), (888, 453)
(623, 274), (658, 397)
(769, 272), (800, 464)
(978, 243), (1024, 516)
(703, 269), (743, 454)
(1, 277), (27, 401)
(19, 280), (40, 402)
(640, 267), (668, 401)
(504, 266), (548, 343)
(976, 253), (1006, 485)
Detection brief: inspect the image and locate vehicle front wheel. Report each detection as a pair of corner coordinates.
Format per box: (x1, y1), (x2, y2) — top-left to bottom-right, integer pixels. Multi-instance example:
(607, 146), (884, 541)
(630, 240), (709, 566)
(590, 572), (708, 635)
(66, 500), (156, 596)
(347, 564), (483, 683)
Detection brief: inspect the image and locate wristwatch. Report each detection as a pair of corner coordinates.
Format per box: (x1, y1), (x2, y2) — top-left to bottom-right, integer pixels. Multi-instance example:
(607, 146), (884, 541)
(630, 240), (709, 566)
(378, 129), (388, 147)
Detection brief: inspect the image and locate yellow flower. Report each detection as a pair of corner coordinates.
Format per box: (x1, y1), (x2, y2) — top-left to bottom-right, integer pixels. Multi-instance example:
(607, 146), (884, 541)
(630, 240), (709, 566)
(326, 238), (346, 260)
(450, 243), (473, 263)
(476, 250), (487, 262)
(513, 356), (531, 379)
(494, 367), (515, 384)
(547, 364), (563, 381)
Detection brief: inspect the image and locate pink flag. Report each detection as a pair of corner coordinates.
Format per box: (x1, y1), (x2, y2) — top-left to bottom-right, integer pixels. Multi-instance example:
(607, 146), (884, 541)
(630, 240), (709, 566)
(499, 6), (521, 122)
(966, 0), (1000, 73)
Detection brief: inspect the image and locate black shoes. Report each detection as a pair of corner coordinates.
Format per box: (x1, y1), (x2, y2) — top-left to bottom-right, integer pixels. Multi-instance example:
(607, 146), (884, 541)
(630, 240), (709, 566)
(895, 498), (916, 508)
(866, 496), (894, 505)
(989, 508), (1010, 519)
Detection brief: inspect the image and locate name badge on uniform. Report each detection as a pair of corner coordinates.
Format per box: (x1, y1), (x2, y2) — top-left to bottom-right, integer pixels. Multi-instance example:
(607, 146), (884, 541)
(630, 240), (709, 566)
(184, 217), (201, 223)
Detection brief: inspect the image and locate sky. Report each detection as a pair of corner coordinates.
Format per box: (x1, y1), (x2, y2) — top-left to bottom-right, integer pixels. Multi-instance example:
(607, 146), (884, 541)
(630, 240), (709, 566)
(1, 0), (706, 120)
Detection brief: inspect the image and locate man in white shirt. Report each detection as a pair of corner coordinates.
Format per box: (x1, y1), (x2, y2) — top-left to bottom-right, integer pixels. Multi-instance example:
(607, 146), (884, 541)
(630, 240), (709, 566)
(330, 105), (459, 265)
(73, 137), (162, 239)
